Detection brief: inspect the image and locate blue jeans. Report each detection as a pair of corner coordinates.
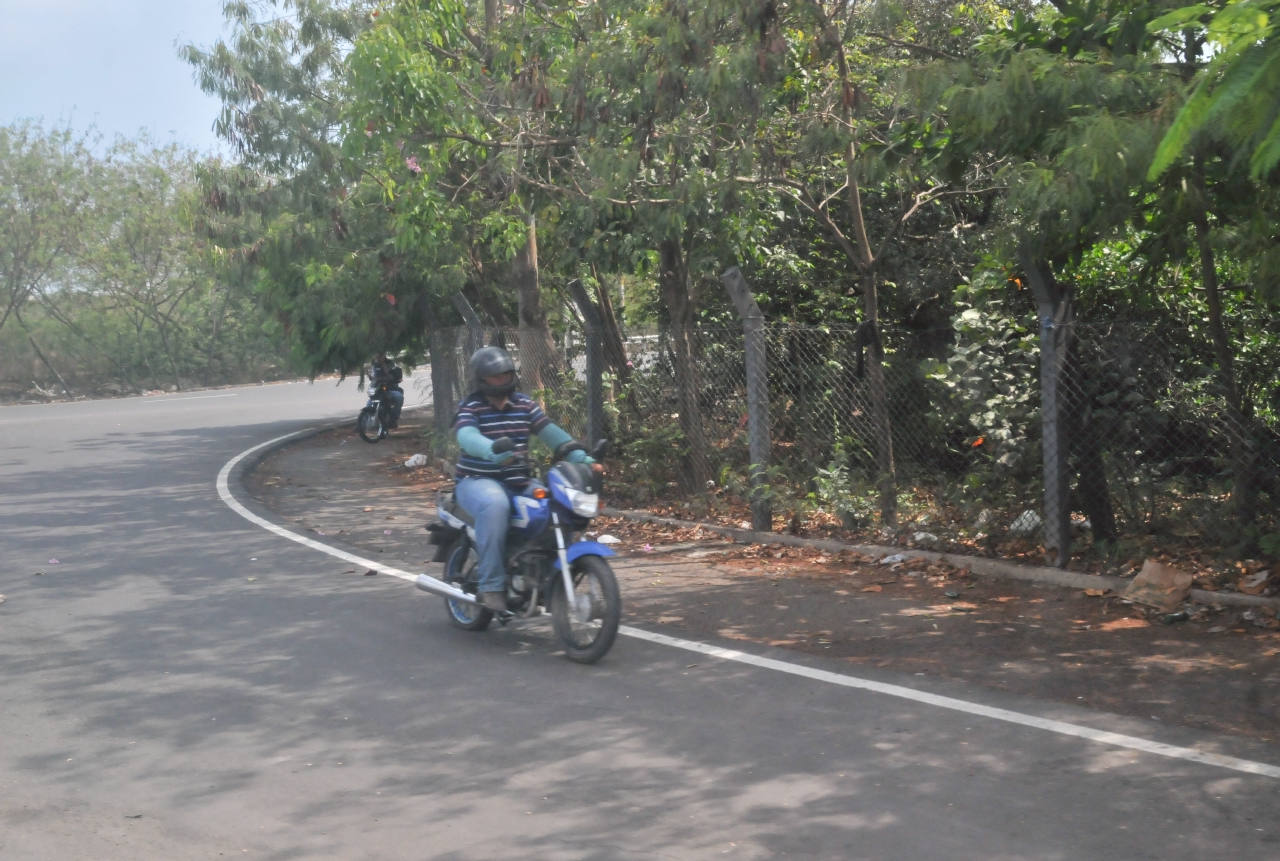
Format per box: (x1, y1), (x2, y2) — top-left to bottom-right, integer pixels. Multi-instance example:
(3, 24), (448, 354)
(455, 477), (514, 594)
(386, 389), (403, 423)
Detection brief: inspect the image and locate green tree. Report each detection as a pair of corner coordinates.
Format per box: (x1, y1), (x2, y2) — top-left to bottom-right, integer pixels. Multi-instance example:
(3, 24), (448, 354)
(184, 0), (443, 376)
(0, 123), (94, 336)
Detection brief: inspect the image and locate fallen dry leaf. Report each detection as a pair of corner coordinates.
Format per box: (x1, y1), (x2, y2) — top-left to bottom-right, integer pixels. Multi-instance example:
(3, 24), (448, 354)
(860, 584), (883, 593)
(1097, 618), (1149, 631)
(1084, 588), (1107, 597)
(993, 596), (1018, 603)
(363, 507), (373, 512)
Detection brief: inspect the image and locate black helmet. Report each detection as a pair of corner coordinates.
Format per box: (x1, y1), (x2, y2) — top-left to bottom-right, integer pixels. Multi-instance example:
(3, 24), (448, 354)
(469, 346), (517, 399)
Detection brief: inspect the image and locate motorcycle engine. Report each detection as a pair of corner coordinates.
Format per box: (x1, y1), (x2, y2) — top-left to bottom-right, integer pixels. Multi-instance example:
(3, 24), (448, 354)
(506, 549), (547, 595)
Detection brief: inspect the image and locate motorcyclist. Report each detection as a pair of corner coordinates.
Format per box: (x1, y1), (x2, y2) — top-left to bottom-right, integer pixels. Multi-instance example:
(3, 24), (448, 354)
(453, 346), (593, 613)
(371, 352), (404, 428)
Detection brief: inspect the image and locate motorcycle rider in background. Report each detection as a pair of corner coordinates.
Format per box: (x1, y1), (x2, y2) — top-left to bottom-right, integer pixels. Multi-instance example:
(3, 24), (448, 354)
(371, 352), (404, 428)
(454, 346), (594, 613)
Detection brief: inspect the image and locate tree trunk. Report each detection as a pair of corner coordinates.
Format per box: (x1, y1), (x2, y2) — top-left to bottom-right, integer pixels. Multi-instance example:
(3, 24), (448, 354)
(659, 237), (712, 491)
(427, 327), (456, 437)
(512, 214), (560, 392)
(1063, 341), (1117, 542)
(594, 276), (631, 386)
(1190, 163), (1255, 523)
(205, 283), (228, 386)
(859, 273), (897, 525)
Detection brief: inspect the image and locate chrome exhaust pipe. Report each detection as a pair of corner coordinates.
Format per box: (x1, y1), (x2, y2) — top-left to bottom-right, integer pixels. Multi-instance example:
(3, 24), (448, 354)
(415, 573), (478, 604)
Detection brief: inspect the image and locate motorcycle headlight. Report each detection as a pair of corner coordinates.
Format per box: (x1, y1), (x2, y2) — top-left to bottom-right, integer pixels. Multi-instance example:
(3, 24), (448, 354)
(562, 487), (600, 517)
(366, 384), (378, 397)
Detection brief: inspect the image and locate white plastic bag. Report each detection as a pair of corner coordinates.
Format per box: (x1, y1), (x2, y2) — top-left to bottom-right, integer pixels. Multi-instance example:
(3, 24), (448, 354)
(404, 453), (428, 469)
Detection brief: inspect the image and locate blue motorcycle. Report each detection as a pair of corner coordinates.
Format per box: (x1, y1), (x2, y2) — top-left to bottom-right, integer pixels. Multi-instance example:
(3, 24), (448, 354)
(417, 438), (621, 664)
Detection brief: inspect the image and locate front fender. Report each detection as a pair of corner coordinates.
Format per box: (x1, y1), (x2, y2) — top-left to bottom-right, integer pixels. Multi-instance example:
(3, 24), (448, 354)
(554, 541), (617, 570)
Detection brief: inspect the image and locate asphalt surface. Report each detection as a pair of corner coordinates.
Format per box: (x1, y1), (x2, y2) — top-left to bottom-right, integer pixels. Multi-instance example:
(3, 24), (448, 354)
(2, 380), (1279, 860)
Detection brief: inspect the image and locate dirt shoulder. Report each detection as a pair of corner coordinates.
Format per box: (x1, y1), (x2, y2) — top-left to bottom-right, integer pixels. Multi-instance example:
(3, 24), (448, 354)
(247, 418), (1280, 744)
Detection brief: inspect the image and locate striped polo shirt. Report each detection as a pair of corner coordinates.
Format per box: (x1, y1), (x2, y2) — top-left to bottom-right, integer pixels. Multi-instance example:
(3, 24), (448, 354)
(453, 391), (550, 488)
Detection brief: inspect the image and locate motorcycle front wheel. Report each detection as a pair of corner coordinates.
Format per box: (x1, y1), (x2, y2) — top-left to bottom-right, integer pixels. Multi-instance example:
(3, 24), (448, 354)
(550, 555), (621, 664)
(442, 537), (493, 631)
(357, 406), (384, 444)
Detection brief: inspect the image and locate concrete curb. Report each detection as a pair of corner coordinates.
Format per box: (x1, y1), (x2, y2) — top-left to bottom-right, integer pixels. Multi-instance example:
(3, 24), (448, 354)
(602, 507), (1280, 612)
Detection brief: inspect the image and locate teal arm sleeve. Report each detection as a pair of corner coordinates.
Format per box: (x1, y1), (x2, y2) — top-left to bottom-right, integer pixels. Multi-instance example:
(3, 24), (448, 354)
(537, 423), (594, 463)
(536, 423), (573, 451)
(457, 426), (509, 462)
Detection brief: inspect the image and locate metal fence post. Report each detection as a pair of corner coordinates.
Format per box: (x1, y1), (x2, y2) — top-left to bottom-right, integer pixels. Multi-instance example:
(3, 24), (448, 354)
(1019, 248), (1073, 568)
(721, 267), (772, 533)
(567, 279), (606, 445)
(451, 292), (485, 359)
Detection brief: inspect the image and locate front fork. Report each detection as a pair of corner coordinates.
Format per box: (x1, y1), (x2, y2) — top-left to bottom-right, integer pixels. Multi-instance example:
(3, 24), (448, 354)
(551, 512), (577, 608)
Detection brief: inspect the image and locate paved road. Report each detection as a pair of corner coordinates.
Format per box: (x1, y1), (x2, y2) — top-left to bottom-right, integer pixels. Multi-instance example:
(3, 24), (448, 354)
(1, 381), (1278, 860)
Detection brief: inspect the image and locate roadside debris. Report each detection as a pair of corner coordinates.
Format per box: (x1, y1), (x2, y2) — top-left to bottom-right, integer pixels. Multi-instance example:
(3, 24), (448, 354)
(365, 569), (377, 576)
(597, 534), (621, 545)
(881, 553), (907, 565)
(1009, 510), (1042, 535)
(404, 453), (428, 469)
(48, 558), (59, 564)
(861, 584), (883, 593)
(1238, 564), (1273, 595)
(1122, 559), (1194, 612)
(1098, 617), (1149, 631)
(1084, 588), (1107, 597)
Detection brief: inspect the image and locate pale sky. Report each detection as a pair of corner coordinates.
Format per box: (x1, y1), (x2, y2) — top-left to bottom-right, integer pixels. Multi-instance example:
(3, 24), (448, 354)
(0, 1), (230, 153)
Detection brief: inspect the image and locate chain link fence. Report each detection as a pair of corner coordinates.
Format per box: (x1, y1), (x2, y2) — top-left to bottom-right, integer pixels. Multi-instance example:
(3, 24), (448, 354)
(418, 315), (1280, 561)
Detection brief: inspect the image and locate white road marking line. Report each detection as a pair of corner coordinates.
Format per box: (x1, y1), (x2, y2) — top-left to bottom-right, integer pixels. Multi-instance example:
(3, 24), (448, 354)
(159, 393), (240, 402)
(216, 432), (417, 583)
(217, 434), (1280, 781)
(620, 627), (1280, 779)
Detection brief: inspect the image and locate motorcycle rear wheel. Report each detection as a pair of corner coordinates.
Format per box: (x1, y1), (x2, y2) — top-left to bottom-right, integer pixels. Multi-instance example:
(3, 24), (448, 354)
(551, 555), (621, 664)
(442, 537), (493, 631)
(357, 406), (384, 444)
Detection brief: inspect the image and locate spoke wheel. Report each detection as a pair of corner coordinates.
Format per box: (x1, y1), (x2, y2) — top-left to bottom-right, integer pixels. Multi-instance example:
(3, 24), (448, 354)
(551, 555), (620, 664)
(357, 407), (383, 444)
(442, 537), (492, 631)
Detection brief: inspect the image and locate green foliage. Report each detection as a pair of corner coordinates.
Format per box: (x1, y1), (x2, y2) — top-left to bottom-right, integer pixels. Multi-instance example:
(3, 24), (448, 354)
(1148, 0), (1280, 180)
(926, 263), (1042, 509)
(811, 446), (879, 529)
(0, 124), (295, 397)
